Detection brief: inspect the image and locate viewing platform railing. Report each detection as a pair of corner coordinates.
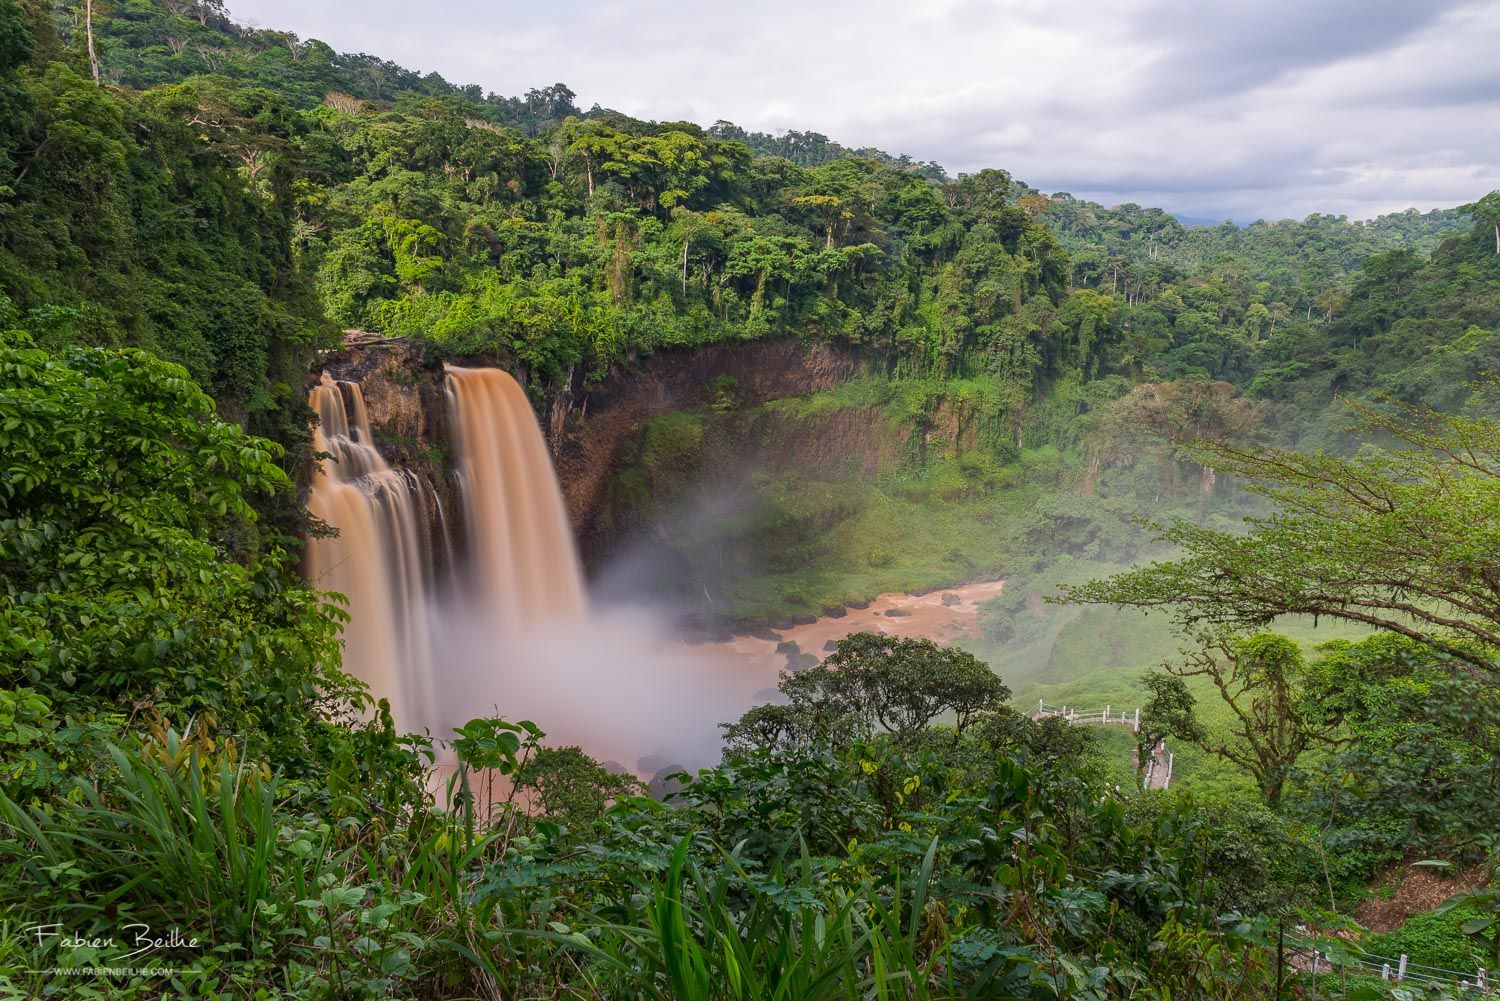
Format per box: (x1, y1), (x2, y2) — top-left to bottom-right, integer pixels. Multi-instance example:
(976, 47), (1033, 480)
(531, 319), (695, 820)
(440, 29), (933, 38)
(1028, 700), (1174, 790)
(1031, 700), (1140, 729)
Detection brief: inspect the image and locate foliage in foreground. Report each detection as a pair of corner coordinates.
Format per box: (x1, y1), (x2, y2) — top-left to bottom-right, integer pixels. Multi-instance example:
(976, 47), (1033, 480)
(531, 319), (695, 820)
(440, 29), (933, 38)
(0, 693), (1296, 999)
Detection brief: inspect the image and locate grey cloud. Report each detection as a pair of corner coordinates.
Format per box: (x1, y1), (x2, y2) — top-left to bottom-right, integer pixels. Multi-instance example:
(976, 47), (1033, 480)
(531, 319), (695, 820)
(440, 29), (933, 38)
(1128, 0), (1477, 102)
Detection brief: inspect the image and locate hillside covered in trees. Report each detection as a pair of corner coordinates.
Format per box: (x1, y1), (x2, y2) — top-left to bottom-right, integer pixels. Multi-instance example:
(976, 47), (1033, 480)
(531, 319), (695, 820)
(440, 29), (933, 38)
(1, 0), (1498, 997)
(13, 0), (1496, 428)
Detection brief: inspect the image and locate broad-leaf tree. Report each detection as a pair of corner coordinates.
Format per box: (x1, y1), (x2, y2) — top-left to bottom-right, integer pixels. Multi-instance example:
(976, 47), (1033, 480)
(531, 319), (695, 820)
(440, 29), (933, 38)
(746, 632), (1011, 747)
(0, 310), (350, 760)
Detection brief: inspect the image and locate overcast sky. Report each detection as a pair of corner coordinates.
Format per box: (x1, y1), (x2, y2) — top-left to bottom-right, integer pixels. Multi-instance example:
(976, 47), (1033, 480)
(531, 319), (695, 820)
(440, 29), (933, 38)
(227, 0), (1500, 223)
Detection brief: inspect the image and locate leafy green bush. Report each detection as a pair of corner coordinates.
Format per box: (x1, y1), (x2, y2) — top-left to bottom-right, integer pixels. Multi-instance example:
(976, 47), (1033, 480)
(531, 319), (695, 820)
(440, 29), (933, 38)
(0, 326), (356, 775)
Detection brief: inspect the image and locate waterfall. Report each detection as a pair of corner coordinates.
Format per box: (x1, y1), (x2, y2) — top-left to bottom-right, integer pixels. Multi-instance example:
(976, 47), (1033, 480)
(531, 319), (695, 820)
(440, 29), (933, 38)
(444, 366), (587, 625)
(306, 366), (586, 736)
(304, 374), (436, 734)
(306, 364), (756, 769)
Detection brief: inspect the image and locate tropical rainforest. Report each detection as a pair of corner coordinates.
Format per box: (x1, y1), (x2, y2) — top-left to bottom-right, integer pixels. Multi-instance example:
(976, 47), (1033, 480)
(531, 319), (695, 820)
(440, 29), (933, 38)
(0, 0), (1497, 997)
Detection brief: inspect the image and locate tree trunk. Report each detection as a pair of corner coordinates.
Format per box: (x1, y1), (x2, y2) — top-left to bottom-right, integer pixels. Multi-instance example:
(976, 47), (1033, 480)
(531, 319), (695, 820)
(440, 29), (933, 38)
(84, 0), (100, 84)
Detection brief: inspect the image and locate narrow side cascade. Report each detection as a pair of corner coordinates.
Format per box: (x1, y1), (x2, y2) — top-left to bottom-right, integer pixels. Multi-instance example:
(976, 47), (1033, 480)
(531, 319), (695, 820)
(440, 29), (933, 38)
(304, 374), (436, 733)
(445, 365), (587, 625)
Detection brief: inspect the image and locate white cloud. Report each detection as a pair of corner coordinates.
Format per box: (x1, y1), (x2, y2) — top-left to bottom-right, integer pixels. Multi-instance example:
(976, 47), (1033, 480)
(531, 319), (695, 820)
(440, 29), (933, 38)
(227, 0), (1500, 221)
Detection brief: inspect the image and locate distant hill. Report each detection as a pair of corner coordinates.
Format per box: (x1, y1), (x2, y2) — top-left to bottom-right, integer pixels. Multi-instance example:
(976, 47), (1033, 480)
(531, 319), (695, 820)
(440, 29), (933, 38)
(1172, 212), (1228, 228)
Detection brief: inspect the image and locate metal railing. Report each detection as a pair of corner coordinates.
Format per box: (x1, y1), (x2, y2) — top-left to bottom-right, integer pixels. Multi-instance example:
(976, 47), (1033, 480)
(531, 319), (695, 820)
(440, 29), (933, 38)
(1031, 700), (1141, 730)
(1029, 700), (1173, 790)
(1302, 942), (1491, 995)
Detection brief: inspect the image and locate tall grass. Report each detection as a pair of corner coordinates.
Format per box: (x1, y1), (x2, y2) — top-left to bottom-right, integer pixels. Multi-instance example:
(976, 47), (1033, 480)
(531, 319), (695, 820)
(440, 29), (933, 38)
(508, 835), (1007, 1000)
(0, 727), (427, 996)
(0, 731), (300, 947)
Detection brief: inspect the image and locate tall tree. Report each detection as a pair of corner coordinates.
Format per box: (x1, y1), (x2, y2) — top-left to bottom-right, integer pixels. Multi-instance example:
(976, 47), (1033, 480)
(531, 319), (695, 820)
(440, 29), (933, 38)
(82, 0), (99, 83)
(1144, 633), (1340, 807)
(1068, 398), (1500, 669)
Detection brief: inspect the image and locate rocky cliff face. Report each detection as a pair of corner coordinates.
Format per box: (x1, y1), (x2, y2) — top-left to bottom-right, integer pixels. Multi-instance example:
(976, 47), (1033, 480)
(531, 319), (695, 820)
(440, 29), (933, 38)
(317, 341), (451, 465)
(550, 340), (868, 565)
(312, 341), (462, 567)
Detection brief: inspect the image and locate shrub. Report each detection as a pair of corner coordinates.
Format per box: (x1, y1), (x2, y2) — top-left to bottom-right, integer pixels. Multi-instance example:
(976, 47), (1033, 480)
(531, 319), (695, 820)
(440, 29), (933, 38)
(1367, 908), (1485, 973)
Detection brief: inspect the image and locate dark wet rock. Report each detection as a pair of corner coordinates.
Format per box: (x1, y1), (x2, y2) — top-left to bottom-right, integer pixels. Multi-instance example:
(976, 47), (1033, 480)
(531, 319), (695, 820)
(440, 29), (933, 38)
(673, 613), (735, 643)
(649, 766), (689, 802)
(786, 652), (820, 672)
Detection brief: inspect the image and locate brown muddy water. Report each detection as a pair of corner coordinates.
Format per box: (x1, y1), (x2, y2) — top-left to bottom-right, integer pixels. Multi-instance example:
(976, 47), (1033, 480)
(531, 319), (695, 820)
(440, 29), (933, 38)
(690, 578), (1007, 688)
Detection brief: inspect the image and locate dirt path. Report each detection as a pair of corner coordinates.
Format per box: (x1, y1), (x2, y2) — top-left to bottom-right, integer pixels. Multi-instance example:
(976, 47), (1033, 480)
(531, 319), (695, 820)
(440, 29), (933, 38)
(1355, 863), (1490, 933)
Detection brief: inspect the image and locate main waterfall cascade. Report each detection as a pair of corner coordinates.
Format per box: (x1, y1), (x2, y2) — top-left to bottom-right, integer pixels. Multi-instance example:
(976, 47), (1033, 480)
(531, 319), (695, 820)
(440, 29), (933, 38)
(307, 363), (767, 769)
(444, 366), (588, 624)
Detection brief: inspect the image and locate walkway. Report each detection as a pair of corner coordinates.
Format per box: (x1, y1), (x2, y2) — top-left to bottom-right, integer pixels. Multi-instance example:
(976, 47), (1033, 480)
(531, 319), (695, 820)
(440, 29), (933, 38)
(1029, 700), (1174, 790)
